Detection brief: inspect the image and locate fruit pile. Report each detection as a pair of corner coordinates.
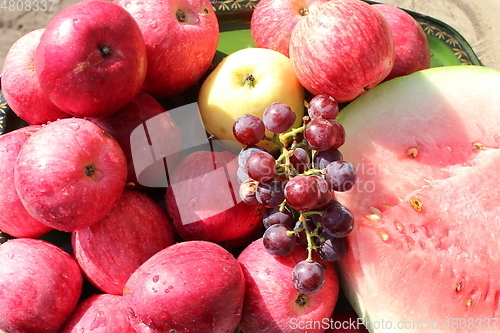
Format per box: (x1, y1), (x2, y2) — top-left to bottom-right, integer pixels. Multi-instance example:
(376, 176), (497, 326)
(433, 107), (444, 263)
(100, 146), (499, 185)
(234, 96), (356, 294)
(0, 0), (464, 331)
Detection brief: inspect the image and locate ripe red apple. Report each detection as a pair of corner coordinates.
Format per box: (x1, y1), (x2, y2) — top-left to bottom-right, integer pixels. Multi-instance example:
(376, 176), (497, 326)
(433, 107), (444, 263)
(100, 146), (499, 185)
(34, 0), (147, 118)
(0, 125), (53, 238)
(372, 3), (431, 81)
(14, 118), (127, 232)
(166, 150), (266, 243)
(72, 190), (176, 295)
(61, 294), (136, 333)
(89, 91), (183, 190)
(1, 29), (70, 125)
(289, 0), (395, 103)
(123, 241), (245, 332)
(0, 238), (82, 333)
(113, 0), (219, 98)
(237, 239), (339, 332)
(250, 0), (329, 57)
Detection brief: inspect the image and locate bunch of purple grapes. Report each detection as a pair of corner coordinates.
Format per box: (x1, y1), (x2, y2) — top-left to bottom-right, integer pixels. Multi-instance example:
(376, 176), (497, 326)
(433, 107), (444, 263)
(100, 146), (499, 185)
(234, 94), (357, 295)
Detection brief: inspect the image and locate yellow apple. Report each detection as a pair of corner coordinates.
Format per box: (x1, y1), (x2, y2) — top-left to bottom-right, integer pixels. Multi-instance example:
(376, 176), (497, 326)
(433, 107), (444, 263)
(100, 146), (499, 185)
(198, 47), (305, 151)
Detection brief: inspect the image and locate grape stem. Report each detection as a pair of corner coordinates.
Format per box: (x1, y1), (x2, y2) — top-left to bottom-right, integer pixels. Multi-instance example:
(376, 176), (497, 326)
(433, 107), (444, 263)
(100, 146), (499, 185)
(301, 168), (323, 176)
(299, 213), (318, 263)
(279, 123), (306, 145)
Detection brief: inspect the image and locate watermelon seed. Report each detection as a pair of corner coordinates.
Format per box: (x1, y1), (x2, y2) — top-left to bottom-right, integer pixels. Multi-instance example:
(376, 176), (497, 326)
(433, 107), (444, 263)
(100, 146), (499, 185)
(370, 207), (382, 215)
(394, 222), (404, 233)
(366, 214), (381, 221)
(409, 197), (424, 212)
(456, 282), (463, 292)
(406, 148), (418, 158)
(466, 298), (473, 308)
(380, 231), (390, 241)
(472, 142), (484, 150)
(446, 145), (452, 152)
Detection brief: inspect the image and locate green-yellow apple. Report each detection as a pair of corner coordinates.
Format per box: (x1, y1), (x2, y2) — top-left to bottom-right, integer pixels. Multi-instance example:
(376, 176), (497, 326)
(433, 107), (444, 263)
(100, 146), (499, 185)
(198, 47), (305, 151)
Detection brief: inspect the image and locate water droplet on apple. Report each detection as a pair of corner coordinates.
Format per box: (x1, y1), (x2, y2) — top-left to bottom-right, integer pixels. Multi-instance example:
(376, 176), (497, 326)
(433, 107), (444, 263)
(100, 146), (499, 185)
(164, 289), (169, 293)
(67, 122), (80, 131)
(150, 19), (158, 29)
(152, 275), (159, 283)
(7, 252), (14, 259)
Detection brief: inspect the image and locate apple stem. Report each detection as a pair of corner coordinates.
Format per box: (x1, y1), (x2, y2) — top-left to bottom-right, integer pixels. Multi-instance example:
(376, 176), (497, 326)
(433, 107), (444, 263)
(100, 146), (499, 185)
(243, 74), (256, 88)
(100, 46), (111, 57)
(176, 10), (187, 22)
(85, 165), (96, 178)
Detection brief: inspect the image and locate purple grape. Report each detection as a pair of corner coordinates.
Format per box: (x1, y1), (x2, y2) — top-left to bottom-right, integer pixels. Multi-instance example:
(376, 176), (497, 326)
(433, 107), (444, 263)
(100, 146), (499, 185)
(289, 147), (310, 174)
(324, 160), (356, 192)
(328, 120), (346, 149)
(294, 220), (308, 247)
(313, 147), (343, 170)
(312, 176), (333, 210)
(263, 102), (297, 134)
(247, 150), (276, 182)
(304, 117), (337, 151)
(238, 145), (266, 170)
(294, 218), (320, 248)
(308, 94), (339, 120)
(256, 178), (286, 208)
(239, 179), (259, 205)
(237, 167), (250, 184)
(284, 175), (321, 211)
(292, 260), (326, 294)
(318, 233), (348, 262)
(263, 206), (295, 229)
(321, 204), (354, 238)
(233, 114), (265, 145)
(263, 224), (296, 257)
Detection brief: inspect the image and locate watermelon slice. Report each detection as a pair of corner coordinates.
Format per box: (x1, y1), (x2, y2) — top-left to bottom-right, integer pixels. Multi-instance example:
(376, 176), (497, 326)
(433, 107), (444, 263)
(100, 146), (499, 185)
(335, 65), (500, 332)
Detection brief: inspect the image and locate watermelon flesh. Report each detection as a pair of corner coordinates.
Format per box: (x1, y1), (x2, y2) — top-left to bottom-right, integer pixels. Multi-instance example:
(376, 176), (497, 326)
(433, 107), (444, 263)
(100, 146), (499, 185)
(335, 66), (500, 332)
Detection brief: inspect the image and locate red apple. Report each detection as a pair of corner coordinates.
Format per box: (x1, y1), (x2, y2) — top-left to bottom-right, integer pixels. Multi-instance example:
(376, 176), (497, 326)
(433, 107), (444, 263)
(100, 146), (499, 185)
(237, 239), (339, 332)
(61, 294), (136, 333)
(123, 241), (245, 333)
(250, 0), (329, 57)
(1, 29), (70, 125)
(89, 91), (183, 190)
(166, 150), (266, 243)
(0, 125), (53, 238)
(14, 118), (127, 232)
(0, 238), (82, 333)
(72, 190), (176, 295)
(372, 3), (431, 81)
(113, 0), (219, 98)
(289, 0), (394, 103)
(34, 0), (147, 118)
